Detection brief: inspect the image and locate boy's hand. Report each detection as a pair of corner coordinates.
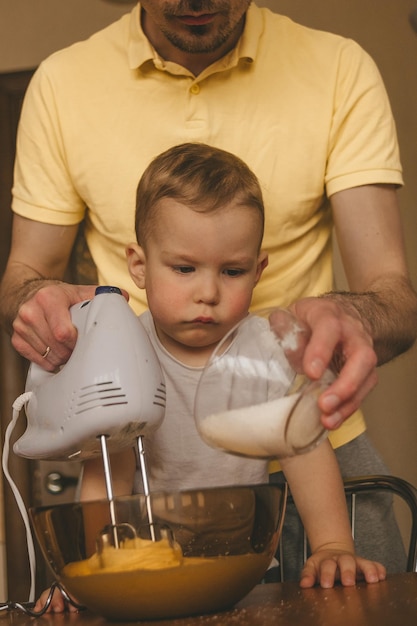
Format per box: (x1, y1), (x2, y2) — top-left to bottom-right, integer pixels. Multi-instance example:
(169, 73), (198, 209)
(33, 585), (81, 614)
(299, 548), (386, 589)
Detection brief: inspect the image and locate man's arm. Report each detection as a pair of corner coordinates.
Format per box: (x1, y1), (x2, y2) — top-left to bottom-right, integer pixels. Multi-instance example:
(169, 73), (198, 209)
(0, 214), (97, 370)
(275, 184), (417, 429)
(331, 183), (417, 363)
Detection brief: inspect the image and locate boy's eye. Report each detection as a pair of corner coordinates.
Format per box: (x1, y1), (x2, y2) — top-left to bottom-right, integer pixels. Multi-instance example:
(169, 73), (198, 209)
(224, 268), (245, 277)
(174, 266), (195, 274)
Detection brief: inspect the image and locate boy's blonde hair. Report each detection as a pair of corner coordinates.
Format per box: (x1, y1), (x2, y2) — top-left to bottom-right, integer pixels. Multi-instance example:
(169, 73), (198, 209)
(135, 143), (264, 246)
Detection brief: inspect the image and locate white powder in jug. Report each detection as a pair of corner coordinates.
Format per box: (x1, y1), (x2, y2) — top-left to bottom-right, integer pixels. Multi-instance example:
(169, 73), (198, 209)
(198, 393), (303, 459)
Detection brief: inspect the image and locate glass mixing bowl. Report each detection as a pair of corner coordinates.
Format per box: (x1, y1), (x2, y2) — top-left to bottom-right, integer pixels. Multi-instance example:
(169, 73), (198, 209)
(30, 483), (286, 621)
(195, 311), (334, 459)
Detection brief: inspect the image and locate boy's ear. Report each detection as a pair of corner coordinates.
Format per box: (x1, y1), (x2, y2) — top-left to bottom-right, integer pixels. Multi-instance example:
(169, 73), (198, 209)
(255, 250), (269, 284)
(126, 243), (146, 289)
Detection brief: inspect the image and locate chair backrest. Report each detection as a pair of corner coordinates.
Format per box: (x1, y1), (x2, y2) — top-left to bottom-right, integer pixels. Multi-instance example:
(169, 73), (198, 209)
(342, 475), (417, 573)
(278, 474), (417, 581)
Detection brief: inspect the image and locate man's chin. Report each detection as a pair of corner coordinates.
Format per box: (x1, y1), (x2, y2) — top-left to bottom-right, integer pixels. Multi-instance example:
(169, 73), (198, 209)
(164, 24), (232, 55)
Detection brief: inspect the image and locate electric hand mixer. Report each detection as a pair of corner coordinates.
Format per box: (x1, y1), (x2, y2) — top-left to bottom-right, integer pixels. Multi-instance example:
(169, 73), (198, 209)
(8, 286), (166, 595)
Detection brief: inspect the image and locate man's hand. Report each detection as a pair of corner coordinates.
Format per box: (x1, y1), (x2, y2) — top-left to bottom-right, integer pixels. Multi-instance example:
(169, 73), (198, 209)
(11, 282), (98, 371)
(269, 297), (378, 430)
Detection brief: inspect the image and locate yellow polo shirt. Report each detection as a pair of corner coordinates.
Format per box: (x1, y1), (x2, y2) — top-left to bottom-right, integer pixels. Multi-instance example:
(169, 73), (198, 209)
(12, 4), (403, 453)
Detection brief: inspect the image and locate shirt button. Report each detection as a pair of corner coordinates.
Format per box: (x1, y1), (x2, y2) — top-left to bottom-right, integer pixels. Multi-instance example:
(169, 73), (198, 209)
(190, 84), (200, 95)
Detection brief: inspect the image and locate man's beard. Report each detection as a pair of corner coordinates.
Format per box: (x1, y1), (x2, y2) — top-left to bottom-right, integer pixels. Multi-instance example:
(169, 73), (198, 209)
(160, 1), (250, 54)
(162, 24), (233, 54)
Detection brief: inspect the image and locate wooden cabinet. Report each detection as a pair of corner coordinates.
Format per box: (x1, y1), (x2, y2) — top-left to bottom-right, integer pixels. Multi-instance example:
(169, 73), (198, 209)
(0, 69), (37, 602)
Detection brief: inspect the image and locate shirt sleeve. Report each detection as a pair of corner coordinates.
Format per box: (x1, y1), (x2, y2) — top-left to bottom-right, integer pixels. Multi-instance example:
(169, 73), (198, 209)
(12, 62), (86, 225)
(325, 38), (403, 196)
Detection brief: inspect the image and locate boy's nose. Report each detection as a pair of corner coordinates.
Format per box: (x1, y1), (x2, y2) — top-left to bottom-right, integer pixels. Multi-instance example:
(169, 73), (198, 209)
(195, 274), (220, 305)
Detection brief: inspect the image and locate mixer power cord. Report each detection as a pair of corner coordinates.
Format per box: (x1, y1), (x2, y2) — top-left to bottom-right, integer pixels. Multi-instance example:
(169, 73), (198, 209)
(0, 581), (85, 616)
(2, 392), (37, 604)
(1, 392), (82, 615)
(1, 393), (86, 615)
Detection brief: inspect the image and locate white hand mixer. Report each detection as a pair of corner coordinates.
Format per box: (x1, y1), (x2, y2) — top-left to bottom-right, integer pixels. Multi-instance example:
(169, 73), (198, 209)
(17, 285), (165, 462)
(2, 286), (166, 608)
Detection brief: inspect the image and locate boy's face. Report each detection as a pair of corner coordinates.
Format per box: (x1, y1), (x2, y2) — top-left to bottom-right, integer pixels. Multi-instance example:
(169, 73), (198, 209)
(127, 198), (267, 365)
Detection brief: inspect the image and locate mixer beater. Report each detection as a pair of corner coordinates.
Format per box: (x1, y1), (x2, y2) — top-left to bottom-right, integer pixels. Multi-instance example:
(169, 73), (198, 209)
(99, 433), (156, 546)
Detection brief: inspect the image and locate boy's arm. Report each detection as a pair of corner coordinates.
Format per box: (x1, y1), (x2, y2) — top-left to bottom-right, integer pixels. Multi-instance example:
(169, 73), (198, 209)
(80, 449), (137, 557)
(79, 448), (137, 502)
(280, 440), (386, 588)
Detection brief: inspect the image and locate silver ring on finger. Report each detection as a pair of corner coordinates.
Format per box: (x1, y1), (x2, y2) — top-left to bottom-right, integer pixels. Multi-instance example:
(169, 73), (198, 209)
(41, 346), (51, 359)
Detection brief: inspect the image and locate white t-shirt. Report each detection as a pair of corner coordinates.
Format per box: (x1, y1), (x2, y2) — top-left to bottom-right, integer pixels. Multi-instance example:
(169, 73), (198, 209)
(135, 312), (294, 493)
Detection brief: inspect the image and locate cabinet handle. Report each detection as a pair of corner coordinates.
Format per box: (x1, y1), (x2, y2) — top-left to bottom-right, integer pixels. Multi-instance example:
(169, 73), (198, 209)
(45, 471), (79, 495)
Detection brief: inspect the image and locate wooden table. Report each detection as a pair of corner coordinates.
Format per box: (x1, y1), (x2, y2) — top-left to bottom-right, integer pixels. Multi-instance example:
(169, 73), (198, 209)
(1, 573), (416, 625)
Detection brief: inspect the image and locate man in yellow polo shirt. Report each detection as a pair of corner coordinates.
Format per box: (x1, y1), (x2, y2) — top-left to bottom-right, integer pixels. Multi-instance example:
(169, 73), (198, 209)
(1, 2), (416, 579)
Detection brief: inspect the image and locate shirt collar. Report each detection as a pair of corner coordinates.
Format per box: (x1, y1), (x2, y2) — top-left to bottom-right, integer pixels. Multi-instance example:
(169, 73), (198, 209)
(233, 3), (263, 64)
(127, 3), (263, 72)
(127, 4), (155, 69)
